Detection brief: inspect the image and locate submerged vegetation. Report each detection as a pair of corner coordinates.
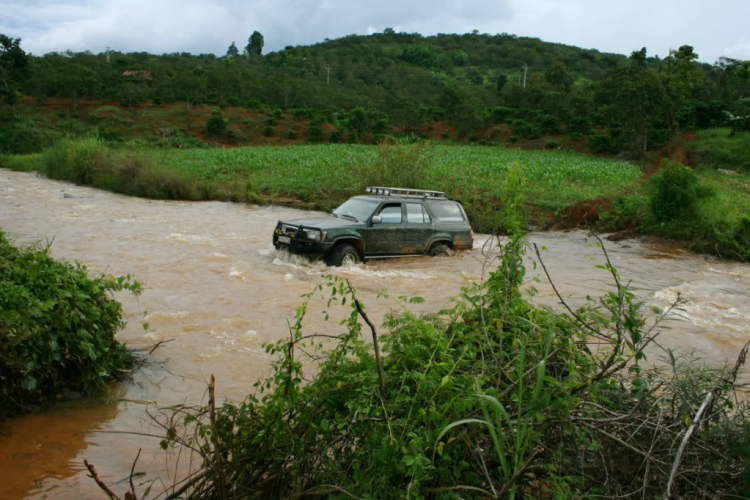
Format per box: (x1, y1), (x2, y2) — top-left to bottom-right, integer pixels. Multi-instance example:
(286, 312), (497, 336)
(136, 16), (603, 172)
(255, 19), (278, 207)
(153, 229), (750, 499)
(0, 231), (141, 419)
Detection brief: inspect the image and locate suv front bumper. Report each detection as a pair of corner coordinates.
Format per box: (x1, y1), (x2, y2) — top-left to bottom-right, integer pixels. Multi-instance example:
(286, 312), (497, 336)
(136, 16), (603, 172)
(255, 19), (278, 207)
(273, 232), (334, 259)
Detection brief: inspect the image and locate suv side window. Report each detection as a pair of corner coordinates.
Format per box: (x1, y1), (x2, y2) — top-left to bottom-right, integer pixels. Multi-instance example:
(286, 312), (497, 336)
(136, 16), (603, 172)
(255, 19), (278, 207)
(406, 203), (431, 223)
(428, 201), (465, 222)
(378, 204), (403, 223)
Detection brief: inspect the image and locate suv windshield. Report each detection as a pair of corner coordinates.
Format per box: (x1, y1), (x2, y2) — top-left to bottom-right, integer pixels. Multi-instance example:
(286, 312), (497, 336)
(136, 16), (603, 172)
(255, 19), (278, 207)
(333, 198), (378, 222)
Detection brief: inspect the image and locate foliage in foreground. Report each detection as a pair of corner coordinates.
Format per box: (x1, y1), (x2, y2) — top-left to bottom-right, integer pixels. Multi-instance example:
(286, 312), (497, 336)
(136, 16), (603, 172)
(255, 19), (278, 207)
(158, 235), (749, 499)
(0, 231), (140, 419)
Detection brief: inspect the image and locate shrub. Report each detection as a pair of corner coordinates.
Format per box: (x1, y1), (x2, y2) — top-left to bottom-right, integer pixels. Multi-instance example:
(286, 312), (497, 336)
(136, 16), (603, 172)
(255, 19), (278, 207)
(273, 108), (284, 119)
(0, 232), (140, 419)
(264, 126), (275, 137)
(283, 129), (297, 139)
(265, 117), (277, 126)
(244, 99), (263, 109)
(307, 125), (323, 142)
(538, 114), (561, 134)
(205, 109), (227, 137)
(329, 129), (342, 142)
(512, 122), (541, 140)
(588, 134), (616, 154)
(568, 116), (593, 134)
(648, 162), (714, 222)
(164, 234), (750, 499)
(546, 139), (561, 148)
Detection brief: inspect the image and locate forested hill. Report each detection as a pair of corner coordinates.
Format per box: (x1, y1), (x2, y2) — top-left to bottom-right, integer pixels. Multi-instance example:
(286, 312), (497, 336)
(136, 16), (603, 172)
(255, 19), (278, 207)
(19, 30), (641, 111)
(1, 30), (749, 158)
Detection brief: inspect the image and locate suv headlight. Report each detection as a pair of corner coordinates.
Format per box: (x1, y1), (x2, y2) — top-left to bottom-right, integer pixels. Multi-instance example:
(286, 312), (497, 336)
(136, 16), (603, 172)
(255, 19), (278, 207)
(303, 229), (326, 241)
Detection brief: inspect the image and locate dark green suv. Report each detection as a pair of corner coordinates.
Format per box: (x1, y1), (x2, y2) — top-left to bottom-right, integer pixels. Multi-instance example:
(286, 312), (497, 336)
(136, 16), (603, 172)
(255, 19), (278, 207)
(272, 187), (474, 266)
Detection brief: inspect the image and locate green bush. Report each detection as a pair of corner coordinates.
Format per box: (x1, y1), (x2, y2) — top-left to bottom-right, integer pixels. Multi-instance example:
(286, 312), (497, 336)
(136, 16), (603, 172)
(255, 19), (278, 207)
(167, 233), (750, 499)
(690, 128), (750, 172)
(306, 125), (323, 142)
(648, 162), (714, 222)
(283, 129), (297, 139)
(0, 232), (140, 419)
(588, 134), (616, 154)
(263, 126), (275, 137)
(329, 129), (342, 142)
(512, 122), (541, 140)
(205, 109), (227, 137)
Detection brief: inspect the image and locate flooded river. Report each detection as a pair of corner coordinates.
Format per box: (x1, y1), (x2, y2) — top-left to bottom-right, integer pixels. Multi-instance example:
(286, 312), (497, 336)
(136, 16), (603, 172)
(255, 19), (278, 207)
(1, 170), (748, 499)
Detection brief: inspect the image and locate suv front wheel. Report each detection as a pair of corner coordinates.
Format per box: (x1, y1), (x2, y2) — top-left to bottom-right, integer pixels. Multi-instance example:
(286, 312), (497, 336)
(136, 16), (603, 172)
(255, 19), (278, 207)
(327, 243), (360, 267)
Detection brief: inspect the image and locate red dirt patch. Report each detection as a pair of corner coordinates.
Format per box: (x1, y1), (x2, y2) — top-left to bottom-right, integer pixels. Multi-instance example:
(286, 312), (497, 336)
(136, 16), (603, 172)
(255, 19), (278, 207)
(552, 197), (612, 230)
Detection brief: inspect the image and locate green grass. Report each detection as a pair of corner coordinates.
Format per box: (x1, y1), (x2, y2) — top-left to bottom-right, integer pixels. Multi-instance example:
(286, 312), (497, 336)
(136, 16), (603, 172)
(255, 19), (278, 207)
(690, 128), (750, 172)
(146, 144), (642, 214)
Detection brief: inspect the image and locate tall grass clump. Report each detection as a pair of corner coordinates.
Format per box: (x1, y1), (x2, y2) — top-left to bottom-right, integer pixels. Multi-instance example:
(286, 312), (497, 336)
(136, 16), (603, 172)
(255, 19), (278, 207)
(0, 231), (141, 419)
(355, 142), (432, 189)
(40, 137), (211, 201)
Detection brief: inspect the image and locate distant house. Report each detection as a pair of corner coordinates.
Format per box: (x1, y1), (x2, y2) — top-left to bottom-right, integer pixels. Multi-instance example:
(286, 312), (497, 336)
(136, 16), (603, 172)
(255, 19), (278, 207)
(122, 70), (153, 86)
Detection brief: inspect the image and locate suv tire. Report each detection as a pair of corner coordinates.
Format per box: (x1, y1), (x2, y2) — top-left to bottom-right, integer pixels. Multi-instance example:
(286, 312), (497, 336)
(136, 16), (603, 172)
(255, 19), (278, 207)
(327, 243), (360, 267)
(429, 242), (453, 257)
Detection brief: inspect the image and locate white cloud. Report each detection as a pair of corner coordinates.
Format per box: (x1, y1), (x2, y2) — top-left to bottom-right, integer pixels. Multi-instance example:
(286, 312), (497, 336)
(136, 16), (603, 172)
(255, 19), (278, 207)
(0, 0), (748, 63)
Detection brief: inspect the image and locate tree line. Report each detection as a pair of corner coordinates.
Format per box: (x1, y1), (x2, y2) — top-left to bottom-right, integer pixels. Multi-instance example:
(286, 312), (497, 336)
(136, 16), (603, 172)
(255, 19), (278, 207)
(2, 29), (749, 157)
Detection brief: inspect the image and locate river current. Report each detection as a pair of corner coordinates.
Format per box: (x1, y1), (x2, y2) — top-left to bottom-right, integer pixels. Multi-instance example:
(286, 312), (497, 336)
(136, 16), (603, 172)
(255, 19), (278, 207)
(0, 170), (748, 499)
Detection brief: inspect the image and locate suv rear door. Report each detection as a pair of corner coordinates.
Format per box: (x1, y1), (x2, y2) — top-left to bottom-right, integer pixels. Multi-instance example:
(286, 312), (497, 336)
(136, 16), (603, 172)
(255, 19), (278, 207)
(402, 202), (434, 254)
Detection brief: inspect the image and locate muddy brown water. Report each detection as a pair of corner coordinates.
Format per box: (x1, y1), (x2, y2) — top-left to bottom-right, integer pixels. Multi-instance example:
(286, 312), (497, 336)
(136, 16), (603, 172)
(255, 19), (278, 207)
(1, 170), (748, 499)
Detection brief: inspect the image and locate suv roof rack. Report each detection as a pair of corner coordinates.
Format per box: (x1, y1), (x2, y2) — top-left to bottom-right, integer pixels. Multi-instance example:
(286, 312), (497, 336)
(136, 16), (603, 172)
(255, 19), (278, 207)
(365, 186), (445, 199)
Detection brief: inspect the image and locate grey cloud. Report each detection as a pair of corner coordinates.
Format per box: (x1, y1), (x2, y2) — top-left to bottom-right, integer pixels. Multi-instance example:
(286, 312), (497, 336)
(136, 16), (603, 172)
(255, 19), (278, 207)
(0, 0), (747, 62)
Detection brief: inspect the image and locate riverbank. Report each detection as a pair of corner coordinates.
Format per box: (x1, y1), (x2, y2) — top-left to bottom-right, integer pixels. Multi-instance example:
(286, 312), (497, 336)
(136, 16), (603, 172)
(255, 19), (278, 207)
(2, 136), (748, 260)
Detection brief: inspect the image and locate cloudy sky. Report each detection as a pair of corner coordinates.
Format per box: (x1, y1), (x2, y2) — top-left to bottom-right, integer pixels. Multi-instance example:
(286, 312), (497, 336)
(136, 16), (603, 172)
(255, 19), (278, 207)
(1, 0), (748, 63)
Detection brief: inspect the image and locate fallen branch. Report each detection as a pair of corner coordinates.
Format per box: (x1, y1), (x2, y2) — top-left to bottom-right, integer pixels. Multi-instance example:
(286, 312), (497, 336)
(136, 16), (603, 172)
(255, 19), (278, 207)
(128, 448), (141, 500)
(352, 294), (385, 398)
(208, 375), (227, 500)
(661, 391), (714, 500)
(84, 459), (121, 500)
(149, 338), (175, 354)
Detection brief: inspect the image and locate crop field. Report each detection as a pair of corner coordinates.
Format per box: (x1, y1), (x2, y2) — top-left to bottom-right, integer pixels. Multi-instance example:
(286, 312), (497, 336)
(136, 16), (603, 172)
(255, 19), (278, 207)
(149, 144), (641, 213)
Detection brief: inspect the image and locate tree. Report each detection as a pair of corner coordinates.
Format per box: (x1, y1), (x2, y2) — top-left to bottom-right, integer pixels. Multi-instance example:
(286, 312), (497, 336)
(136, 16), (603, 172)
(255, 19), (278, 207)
(661, 45), (704, 137)
(205, 108), (227, 136)
(0, 34), (29, 106)
(246, 31), (264, 57)
(597, 48), (666, 158)
(226, 42), (239, 58)
(545, 61), (574, 92)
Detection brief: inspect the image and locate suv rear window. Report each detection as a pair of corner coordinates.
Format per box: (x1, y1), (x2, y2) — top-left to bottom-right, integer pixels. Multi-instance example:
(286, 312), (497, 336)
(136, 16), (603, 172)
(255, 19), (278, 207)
(428, 201), (465, 222)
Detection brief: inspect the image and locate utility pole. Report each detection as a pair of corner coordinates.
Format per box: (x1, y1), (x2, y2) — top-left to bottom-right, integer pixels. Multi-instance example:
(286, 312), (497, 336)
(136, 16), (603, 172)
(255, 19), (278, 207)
(522, 63), (529, 88)
(106, 46), (110, 63)
(325, 65), (331, 85)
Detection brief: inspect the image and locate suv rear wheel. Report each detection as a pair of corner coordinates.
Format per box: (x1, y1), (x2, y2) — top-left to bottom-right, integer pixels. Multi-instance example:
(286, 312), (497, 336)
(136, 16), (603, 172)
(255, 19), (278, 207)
(429, 242), (453, 257)
(327, 243), (360, 267)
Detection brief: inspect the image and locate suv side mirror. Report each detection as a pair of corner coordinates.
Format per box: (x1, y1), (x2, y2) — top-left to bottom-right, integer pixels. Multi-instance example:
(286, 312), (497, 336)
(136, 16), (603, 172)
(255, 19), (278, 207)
(371, 215), (382, 224)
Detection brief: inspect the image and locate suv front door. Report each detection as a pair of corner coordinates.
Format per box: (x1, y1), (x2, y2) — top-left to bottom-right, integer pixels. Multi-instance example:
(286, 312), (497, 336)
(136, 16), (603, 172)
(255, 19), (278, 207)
(363, 202), (405, 255)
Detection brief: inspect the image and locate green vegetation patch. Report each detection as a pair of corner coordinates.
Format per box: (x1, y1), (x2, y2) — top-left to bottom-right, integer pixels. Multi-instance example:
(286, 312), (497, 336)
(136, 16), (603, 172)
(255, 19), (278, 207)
(0, 232), (141, 419)
(149, 143), (641, 215)
(690, 128), (750, 172)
